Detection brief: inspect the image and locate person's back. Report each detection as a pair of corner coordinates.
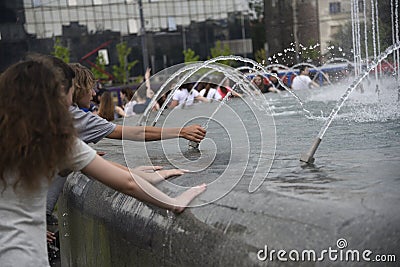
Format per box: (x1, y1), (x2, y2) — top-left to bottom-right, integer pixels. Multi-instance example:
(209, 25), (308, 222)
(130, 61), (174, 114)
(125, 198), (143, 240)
(130, 86), (152, 114)
(0, 59), (77, 266)
(291, 74), (312, 90)
(199, 83), (222, 101)
(132, 98), (151, 114)
(172, 84), (198, 107)
(1, 177), (50, 266)
(291, 66), (319, 90)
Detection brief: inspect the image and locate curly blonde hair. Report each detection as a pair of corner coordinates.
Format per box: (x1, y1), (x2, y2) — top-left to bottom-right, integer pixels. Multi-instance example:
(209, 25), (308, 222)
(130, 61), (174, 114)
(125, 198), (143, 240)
(0, 60), (76, 193)
(69, 63), (95, 104)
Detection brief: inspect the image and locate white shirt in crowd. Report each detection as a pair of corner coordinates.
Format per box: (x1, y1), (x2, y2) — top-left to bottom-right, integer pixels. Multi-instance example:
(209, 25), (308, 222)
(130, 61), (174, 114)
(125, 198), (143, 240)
(199, 88), (222, 101)
(172, 88), (199, 108)
(291, 75), (313, 90)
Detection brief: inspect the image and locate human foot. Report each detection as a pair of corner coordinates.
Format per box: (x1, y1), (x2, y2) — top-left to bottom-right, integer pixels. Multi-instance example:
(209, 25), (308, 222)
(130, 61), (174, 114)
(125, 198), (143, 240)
(173, 183), (207, 213)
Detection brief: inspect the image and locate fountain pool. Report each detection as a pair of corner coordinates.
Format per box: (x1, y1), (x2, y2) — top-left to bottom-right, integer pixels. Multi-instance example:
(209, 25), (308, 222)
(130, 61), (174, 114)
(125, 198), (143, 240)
(60, 68), (399, 265)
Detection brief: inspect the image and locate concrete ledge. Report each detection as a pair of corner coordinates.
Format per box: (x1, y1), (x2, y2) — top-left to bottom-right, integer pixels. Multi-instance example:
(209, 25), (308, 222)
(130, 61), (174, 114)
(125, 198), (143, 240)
(59, 172), (263, 266)
(58, 137), (400, 266)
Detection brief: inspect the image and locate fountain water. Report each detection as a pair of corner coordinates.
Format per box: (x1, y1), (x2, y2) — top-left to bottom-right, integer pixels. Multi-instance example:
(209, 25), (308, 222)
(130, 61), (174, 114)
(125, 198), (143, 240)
(301, 42), (400, 163)
(123, 60), (277, 199)
(60, 2), (400, 265)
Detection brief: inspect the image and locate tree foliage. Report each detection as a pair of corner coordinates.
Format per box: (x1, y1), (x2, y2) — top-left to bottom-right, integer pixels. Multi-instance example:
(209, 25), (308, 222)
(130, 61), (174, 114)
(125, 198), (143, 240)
(254, 48), (267, 64)
(183, 48), (200, 62)
(299, 40), (321, 63)
(209, 40), (233, 66)
(112, 41), (138, 84)
(91, 53), (110, 81)
(328, 3), (398, 61)
(52, 37), (70, 63)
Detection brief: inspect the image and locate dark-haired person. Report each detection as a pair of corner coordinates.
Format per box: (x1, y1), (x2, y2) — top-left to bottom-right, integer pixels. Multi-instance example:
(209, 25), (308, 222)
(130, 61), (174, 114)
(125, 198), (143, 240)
(252, 74), (279, 93)
(291, 66), (320, 90)
(115, 86), (135, 117)
(266, 70), (285, 92)
(199, 81), (222, 101)
(169, 83), (209, 109)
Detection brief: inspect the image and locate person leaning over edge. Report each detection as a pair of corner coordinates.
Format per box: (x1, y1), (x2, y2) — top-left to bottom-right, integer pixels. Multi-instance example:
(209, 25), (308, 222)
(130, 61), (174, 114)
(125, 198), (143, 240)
(68, 63), (201, 185)
(33, 58), (205, 264)
(0, 59), (207, 267)
(44, 61), (207, 221)
(68, 63), (206, 144)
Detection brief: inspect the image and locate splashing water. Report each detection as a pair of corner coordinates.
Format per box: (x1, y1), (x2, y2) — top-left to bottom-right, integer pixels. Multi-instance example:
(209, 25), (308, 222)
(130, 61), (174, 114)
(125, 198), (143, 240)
(318, 42), (400, 139)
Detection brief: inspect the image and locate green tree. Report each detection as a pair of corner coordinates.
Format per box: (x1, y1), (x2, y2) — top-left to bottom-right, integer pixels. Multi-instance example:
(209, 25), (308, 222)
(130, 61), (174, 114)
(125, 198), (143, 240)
(52, 37), (70, 63)
(254, 48), (267, 64)
(112, 41), (138, 84)
(377, 1), (400, 47)
(300, 40), (321, 63)
(329, 18), (394, 61)
(183, 48), (200, 62)
(328, 23), (353, 60)
(209, 40), (233, 65)
(91, 53), (109, 81)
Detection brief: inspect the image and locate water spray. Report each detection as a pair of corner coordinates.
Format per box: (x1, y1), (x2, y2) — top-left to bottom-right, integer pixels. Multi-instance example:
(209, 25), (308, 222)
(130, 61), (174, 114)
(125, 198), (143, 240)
(299, 137), (321, 164)
(300, 42), (400, 164)
(187, 91), (233, 150)
(188, 140), (200, 150)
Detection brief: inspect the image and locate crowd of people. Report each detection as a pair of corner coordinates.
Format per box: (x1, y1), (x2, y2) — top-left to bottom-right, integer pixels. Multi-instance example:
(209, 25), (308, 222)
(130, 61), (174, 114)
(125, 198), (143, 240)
(73, 64), (320, 124)
(250, 66), (320, 94)
(0, 54), (323, 266)
(91, 71), (246, 121)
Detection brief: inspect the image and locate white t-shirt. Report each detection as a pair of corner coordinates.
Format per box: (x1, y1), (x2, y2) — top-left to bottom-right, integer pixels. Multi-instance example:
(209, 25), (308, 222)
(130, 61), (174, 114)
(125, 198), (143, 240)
(0, 139), (96, 267)
(124, 100), (136, 117)
(199, 88), (222, 101)
(172, 88), (199, 107)
(291, 75), (313, 90)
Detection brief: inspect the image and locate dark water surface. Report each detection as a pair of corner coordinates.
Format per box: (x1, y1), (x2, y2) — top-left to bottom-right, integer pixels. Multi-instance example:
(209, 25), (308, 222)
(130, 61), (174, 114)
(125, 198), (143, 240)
(62, 78), (399, 266)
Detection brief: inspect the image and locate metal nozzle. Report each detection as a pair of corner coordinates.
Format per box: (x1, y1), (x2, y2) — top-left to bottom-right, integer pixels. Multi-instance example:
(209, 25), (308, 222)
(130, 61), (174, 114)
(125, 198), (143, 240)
(300, 137), (322, 164)
(188, 140), (200, 150)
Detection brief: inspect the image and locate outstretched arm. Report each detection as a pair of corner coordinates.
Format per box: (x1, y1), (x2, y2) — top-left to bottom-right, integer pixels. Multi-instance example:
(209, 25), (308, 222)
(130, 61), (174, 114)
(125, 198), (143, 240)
(310, 80), (320, 88)
(195, 95), (210, 103)
(115, 106), (126, 117)
(107, 124), (206, 142)
(82, 155), (206, 213)
(108, 161), (186, 184)
(168, 99), (179, 109)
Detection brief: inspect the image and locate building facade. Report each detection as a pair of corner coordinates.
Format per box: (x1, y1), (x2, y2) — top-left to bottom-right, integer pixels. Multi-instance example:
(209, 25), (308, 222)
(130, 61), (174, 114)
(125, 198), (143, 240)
(264, 0), (370, 65)
(0, 0), (254, 75)
(22, 0), (249, 38)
